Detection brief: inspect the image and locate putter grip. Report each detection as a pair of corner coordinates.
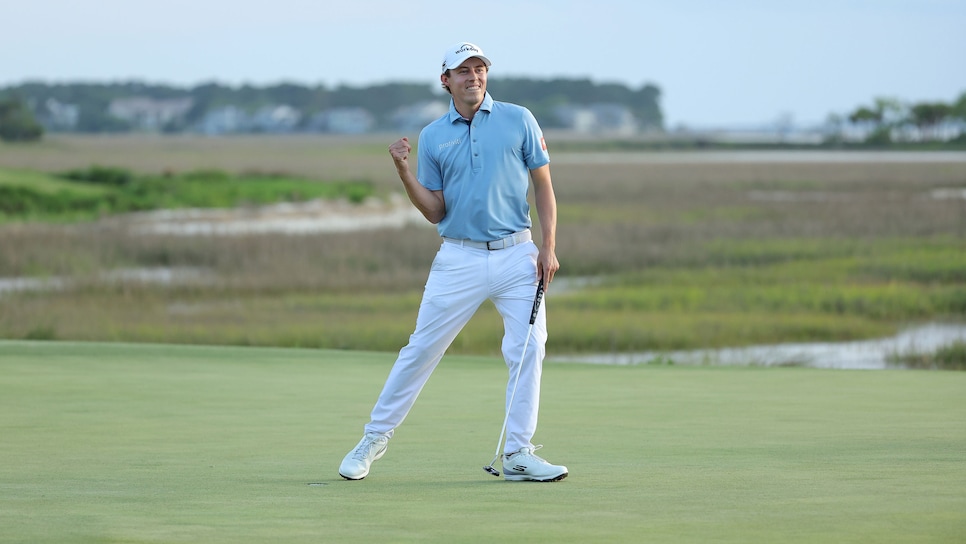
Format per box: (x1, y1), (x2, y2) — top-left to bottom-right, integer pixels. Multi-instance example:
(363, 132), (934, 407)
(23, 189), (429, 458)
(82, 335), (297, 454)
(528, 279), (545, 325)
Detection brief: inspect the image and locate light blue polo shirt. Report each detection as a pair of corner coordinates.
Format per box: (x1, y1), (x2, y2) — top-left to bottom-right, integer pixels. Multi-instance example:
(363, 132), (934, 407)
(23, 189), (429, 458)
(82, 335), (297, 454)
(416, 92), (550, 242)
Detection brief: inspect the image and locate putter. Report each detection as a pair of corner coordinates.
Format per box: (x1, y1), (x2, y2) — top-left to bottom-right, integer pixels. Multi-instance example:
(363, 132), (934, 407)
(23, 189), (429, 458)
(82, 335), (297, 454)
(483, 278), (545, 477)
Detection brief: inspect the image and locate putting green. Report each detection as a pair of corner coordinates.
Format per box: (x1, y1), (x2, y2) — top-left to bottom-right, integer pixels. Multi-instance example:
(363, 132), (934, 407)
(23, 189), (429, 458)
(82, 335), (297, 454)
(1, 341), (964, 543)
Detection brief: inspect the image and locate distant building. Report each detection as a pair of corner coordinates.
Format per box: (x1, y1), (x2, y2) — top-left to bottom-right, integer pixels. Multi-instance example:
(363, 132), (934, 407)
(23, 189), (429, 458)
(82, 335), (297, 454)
(306, 107), (375, 134)
(197, 105), (250, 135)
(250, 104), (302, 133)
(589, 103), (638, 135)
(553, 103), (638, 135)
(389, 101), (448, 131)
(553, 105), (597, 133)
(107, 96), (193, 131)
(41, 98), (80, 130)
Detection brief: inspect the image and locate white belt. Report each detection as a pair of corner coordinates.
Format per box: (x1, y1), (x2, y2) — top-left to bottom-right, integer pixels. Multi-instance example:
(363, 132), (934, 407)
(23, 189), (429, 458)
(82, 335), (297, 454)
(443, 230), (532, 250)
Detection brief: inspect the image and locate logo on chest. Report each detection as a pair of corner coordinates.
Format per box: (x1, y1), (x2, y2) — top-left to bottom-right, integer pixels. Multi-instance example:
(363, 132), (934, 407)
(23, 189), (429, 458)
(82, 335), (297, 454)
(438, 137), (462, 150)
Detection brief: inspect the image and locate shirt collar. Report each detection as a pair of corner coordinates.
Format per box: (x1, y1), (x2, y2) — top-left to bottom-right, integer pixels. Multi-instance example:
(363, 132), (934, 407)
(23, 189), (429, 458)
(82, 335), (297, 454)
(448, 92), (494, 124)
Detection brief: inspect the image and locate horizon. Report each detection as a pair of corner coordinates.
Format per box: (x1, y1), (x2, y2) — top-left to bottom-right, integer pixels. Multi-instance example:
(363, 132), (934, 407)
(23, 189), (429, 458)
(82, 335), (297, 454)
(3, 0), (965, 128)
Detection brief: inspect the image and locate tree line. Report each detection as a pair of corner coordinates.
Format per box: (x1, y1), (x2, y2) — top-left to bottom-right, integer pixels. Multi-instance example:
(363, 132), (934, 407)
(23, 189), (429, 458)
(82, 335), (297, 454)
(0, 79), (663, 139)
(2, 80), (964, 144)
(829, 94), (966, 144)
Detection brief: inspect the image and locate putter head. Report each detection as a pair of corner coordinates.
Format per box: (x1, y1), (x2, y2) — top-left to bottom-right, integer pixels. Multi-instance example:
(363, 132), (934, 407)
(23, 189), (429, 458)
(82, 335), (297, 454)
(483, 465), (501, 477)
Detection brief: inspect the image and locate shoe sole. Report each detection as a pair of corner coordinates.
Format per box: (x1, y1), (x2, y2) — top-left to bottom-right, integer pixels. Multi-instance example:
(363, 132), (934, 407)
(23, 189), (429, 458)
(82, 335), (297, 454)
(504, 471), (568, 482)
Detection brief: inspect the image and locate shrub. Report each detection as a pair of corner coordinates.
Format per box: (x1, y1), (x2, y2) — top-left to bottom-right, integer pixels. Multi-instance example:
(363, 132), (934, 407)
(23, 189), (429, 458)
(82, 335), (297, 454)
(60, 165), (134, 186)
(181, 169), (232, 181)
(0, 185), (113, 217)
(343, 181), (374, 204)
(0, 186), (41, 214)
(0, 97), (43, 142)
(24, 325), (57, 341)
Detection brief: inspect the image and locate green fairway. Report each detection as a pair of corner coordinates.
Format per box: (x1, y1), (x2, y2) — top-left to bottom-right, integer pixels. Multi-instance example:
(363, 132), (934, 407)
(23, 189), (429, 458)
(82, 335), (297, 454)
(1, 341), (964, 543)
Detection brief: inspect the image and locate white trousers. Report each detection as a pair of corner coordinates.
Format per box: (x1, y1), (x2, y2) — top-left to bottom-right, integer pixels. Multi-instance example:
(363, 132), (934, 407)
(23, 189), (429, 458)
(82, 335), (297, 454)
(364, 238), (547, 454)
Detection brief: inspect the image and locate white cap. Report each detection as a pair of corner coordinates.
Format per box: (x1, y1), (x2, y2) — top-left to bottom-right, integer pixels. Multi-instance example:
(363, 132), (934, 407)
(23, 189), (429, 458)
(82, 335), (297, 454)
(441, 42), (492, 74)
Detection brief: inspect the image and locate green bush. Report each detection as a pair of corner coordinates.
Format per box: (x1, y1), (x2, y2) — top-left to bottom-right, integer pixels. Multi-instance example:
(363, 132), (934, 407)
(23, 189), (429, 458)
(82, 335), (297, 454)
(343, 182), (373, 204)
(0, 97), (43, 142)
(23, 325), (57, 341)
(0, 186), (41, 214)
(0, 185), (111, 217)
(60, 165), (134, 186)
(181, 169), (232, 182)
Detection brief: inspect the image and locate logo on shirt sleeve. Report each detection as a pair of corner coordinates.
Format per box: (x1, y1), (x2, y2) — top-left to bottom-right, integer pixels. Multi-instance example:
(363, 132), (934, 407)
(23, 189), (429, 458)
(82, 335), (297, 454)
(540, 137), (547, 151)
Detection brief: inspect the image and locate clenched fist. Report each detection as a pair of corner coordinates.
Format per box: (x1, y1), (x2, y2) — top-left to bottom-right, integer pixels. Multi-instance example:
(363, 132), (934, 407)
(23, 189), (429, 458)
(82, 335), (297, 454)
(389, 137), (411, 166)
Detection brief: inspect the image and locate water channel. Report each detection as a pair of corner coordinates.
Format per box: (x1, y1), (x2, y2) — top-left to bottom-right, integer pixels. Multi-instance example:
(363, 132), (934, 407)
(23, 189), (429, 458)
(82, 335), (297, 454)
(548, 323), (966, 370)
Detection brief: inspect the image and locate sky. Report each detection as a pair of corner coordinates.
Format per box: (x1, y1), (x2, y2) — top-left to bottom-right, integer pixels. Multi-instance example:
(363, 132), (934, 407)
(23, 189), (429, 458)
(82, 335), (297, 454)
(3, 0), (965, 128)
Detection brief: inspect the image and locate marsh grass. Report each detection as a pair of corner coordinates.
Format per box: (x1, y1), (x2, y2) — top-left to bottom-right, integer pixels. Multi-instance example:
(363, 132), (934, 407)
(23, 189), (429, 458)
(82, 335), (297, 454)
(1, 136), (965, 355)
(888, 341), (966, 370)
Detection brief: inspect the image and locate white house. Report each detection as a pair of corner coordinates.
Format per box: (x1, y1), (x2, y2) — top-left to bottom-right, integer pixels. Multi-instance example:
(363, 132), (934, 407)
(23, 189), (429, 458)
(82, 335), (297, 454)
(197, 105), (250, 135)
(306, 107), (375, 134)
(42, 98), (80, 130)
(107, 97), (193, 131)
(250, 104), (302, 133)
(553, 103), (638, 135)
(389, 101), (448, 131)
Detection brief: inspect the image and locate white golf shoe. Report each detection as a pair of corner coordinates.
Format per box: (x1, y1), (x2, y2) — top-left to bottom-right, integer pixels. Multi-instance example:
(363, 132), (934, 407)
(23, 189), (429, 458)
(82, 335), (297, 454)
(502, 446), (568, 482)
(339, 433), (389, 480)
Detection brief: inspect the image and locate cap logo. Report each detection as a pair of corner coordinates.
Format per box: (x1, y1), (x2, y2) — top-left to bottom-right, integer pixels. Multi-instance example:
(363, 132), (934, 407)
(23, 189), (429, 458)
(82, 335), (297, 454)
(442, 42), (488, 73)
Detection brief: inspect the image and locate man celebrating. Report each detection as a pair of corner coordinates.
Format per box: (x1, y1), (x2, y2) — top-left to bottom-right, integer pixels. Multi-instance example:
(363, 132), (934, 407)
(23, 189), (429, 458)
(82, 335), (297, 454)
(339, 42), (566, 482)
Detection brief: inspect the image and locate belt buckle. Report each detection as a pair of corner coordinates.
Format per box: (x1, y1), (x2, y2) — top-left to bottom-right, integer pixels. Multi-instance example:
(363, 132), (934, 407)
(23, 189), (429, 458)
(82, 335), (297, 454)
(486, 238), (506, 250)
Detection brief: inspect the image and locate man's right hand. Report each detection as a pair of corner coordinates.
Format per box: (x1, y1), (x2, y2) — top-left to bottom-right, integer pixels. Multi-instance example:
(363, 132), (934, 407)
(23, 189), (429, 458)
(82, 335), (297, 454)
(389, 137), (411, 168)
(388, 136), (445, 224)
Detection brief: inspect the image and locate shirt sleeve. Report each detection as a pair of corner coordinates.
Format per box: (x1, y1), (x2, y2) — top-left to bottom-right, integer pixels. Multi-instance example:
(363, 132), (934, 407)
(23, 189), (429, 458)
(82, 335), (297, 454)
(416, 129), (443, 191)
(521, 107), (550, 170)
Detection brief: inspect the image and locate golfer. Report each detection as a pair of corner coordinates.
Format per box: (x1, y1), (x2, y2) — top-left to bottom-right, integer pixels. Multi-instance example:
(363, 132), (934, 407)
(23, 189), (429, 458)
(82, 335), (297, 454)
(338, 42), (567, 482)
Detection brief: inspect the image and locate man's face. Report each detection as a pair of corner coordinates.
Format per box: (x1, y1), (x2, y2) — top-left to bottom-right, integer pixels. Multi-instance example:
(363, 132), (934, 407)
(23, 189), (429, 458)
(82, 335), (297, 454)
(442, 57), (488, 106)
